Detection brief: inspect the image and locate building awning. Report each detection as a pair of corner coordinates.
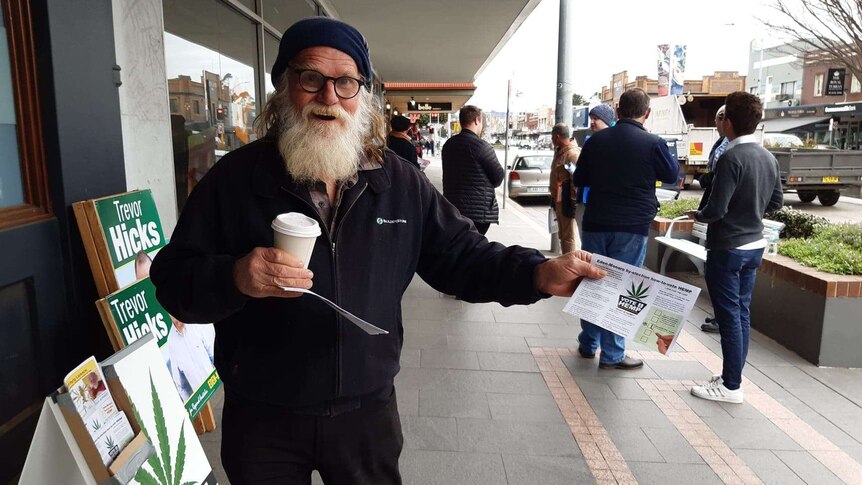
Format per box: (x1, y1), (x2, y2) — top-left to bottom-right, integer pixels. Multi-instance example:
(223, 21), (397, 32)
(762, 116), (830, 132)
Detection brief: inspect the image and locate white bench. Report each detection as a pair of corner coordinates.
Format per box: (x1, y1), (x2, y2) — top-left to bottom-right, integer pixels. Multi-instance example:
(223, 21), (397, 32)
(656, 188), (679, 203)
(655, 216), (785, 275)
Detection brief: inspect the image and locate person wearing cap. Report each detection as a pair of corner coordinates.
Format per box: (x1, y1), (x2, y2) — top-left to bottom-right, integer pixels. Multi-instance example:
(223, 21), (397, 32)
(151, 17), (607, 484)
(588, 103), (615, 132)
(576, 104), (616, 240)
(573, 88), (679, 371)
(386, 115), (420, 169)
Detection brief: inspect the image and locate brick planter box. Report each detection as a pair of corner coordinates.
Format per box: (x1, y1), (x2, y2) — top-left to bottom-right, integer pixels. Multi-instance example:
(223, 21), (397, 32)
(751, 255), (862, 368)
(645, 217), (696, 273)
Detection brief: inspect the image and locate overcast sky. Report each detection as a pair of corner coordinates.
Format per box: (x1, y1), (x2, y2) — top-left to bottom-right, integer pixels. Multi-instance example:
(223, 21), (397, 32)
(469, 0), (786, 112)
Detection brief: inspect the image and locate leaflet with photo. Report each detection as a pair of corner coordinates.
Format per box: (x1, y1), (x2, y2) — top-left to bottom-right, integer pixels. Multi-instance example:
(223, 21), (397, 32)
(63, 356), (135, 466)
(562, 255), (701, 355)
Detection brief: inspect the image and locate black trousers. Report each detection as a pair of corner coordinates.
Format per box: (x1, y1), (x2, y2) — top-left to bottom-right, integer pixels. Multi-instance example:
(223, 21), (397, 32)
(221, 389), (403, 485)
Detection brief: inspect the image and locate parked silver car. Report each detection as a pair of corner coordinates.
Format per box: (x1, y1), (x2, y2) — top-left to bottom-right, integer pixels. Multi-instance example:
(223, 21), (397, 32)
(507, 154), (554, 199)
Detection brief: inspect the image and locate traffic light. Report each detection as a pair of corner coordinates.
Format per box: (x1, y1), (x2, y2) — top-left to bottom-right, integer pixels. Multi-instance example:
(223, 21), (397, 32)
(216, 106), (225, 120)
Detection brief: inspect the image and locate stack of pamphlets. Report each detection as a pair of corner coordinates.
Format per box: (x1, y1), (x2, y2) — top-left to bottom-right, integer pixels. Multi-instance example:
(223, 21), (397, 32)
(63, 356), (135, 466)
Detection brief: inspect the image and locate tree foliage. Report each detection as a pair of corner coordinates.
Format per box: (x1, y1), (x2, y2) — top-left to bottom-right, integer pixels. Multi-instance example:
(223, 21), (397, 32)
(761, 0), (862, 82)
(572, 93), (587, 106)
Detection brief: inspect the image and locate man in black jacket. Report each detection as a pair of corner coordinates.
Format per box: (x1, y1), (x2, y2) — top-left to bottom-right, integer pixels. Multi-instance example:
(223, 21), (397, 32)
(150, 17), (605, 485)
(441, 105), (505, 235)
(573, 88), (679, 370)
(386, 114), (419, 169)
(686, 92), (783, 404)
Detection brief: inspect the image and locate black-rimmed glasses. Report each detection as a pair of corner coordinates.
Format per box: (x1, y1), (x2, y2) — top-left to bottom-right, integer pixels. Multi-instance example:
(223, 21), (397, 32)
(292, 69), (364, 99)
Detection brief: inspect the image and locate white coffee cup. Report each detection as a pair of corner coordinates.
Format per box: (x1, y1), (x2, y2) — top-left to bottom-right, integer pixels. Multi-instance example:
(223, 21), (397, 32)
(271, 212), (321, 269)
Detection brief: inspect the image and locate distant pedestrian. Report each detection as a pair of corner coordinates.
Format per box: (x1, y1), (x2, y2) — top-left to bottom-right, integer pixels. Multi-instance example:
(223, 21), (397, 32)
(573, 88), (679, 370)
(442, 105), (504, 235)
(549, 123), (580, 253)
(576, 104), (615, 236)
(387, 115), (420, 169)
(686, 92), (783, 404)
(589, 104), (615, 132)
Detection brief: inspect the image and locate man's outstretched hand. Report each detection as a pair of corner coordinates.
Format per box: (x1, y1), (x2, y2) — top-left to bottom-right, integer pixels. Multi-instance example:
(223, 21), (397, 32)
(534, 250), (607, 297)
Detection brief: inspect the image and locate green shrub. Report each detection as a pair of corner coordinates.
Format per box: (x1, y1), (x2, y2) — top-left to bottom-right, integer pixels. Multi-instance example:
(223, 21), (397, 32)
(765, 206), (828, 239)
(657, 198), (700, 219)
(779, 223), (862, 275)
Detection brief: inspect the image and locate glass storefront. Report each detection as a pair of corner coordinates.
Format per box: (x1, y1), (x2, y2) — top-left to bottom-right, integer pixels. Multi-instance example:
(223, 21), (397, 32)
(0, 6), (24, 209)
(163, 0), (319, 210)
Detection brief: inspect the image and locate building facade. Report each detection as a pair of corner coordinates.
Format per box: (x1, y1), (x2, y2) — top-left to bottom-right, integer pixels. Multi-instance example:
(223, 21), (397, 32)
(600, 70), (747, 127)
(746, 40), (806, 109)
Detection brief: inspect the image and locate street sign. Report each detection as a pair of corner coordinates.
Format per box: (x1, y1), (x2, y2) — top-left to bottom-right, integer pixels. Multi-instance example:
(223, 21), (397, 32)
(826, 68), (846, 96)
(408, 102), (452, 112)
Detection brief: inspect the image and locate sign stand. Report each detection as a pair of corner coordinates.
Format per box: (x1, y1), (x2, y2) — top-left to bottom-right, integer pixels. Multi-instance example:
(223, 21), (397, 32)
(74, 190), (218, 435)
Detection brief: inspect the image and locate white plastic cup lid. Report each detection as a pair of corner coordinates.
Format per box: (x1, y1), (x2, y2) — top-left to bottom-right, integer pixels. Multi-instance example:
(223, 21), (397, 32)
(271, 212), (321, 238)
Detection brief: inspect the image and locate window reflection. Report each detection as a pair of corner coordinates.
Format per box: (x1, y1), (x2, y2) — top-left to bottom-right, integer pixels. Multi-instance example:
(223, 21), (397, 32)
(163, 0), (258, 211)
(0, 9), (24, 209)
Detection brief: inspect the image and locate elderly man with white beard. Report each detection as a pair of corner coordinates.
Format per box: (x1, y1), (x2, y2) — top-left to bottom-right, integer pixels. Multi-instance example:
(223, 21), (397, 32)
(151, 17), (606, 485)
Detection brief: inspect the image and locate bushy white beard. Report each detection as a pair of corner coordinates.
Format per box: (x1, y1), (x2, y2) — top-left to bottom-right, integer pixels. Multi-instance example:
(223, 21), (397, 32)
(277, 91), (372, 184)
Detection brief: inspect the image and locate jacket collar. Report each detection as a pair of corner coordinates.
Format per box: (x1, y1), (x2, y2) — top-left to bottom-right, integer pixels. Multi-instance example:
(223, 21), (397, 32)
(616, 118), (646, 131)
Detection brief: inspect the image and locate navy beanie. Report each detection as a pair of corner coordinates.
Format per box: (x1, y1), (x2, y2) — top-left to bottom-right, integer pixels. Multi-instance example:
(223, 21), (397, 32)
(589, 104), (615, 127)
(271, 17), (371, 89)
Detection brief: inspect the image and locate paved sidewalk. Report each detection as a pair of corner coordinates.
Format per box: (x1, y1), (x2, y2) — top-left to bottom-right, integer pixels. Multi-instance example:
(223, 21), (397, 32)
(201, 156), (862, 484)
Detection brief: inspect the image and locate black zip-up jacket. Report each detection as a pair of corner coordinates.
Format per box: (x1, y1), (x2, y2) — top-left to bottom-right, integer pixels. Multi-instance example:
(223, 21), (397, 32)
(150, 139), (547, 407)
(441, 130), (505, 224)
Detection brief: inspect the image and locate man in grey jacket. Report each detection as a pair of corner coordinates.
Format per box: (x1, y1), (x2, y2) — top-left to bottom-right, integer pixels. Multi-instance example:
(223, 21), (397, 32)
(686, 91), (783, 404)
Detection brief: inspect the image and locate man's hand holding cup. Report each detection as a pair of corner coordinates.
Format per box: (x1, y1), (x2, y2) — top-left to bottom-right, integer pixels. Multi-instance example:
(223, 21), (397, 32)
(233, 213), (321, 298)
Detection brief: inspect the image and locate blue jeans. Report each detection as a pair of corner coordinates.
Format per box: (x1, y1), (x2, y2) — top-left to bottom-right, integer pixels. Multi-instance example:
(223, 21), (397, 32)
(704, 248), (764, 390)
(578, 231), (648, 365)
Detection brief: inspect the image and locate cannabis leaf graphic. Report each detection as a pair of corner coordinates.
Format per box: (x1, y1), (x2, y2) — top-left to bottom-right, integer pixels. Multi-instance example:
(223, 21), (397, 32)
(91, 419), (102, 432)
(626, 280), (650, 301)
(132, 370), (197, 485)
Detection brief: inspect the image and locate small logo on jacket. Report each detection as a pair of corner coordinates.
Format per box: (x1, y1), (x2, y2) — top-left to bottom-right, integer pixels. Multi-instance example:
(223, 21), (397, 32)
(377, 217), (407, 225)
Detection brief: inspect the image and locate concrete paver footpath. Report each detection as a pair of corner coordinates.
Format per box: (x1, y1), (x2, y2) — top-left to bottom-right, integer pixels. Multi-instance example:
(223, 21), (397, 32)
(200, 155), (862, 484)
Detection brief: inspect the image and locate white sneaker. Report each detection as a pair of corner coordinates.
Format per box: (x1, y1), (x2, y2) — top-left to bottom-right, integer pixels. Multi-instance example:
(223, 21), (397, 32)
(691, 378), (743, 404)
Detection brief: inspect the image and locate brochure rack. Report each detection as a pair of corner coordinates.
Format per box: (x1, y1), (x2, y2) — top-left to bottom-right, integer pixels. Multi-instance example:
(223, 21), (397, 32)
(20, 335), (216, 484)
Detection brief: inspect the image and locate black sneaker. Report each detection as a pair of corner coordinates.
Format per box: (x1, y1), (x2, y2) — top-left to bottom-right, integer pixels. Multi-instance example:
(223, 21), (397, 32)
(599, 356), (644, 370)
(578, 347), (595, 359)
(701, 322), (720, 333)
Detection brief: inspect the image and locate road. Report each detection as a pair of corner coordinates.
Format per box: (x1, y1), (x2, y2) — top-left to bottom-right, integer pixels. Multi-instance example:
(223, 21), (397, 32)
(493, 148), (862, 229)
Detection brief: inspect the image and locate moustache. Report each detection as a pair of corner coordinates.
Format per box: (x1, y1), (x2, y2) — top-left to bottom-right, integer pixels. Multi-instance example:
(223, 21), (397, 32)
(303, 102), (349, 122)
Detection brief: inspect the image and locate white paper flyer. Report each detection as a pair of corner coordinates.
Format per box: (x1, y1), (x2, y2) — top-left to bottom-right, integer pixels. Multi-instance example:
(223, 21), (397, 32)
(562, 255), (701, 355)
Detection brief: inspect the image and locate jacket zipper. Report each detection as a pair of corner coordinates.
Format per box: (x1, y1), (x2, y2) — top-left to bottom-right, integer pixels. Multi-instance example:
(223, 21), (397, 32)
(279, 182), (369, 400)
(331, 181), (368, 397)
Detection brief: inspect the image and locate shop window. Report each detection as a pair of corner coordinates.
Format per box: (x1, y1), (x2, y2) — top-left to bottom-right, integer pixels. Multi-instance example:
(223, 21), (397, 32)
(169, 97), (179, 113)
(815, 73), (824, 96)
(264, 32), (280, 101)
(163, 0), (259, 211)
(852, 75), (861, 94)
(780, 81), (795, 97)
(0, 0), (51, 229)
